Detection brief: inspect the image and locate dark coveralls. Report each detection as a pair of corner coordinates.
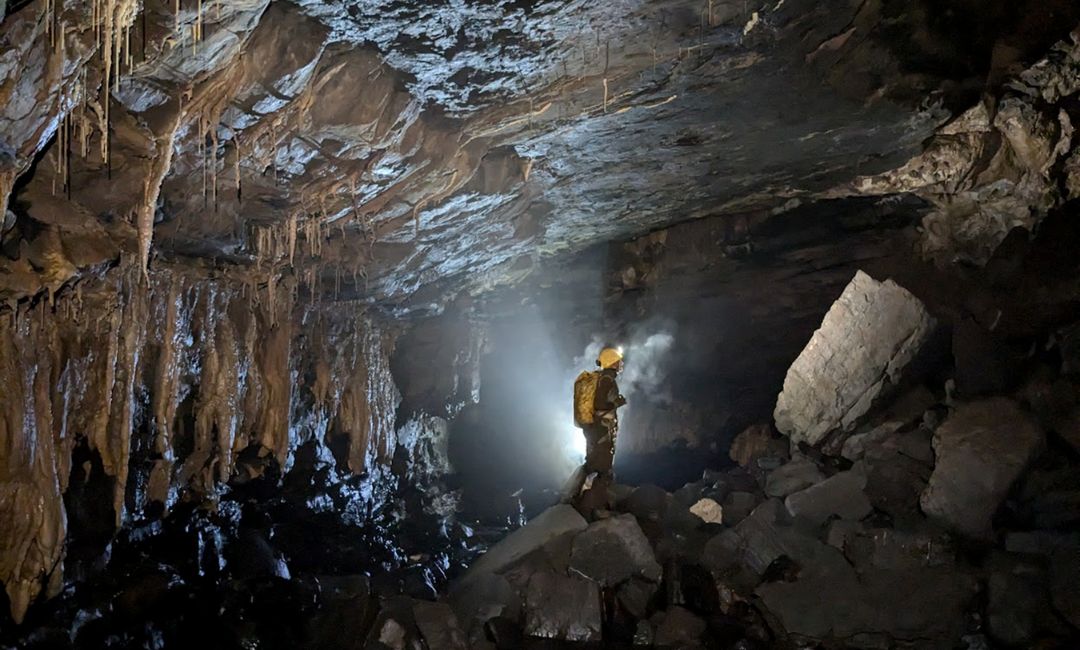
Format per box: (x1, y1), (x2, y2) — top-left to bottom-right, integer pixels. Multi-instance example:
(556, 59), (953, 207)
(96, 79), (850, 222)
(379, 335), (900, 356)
(576, 368), (625, 513)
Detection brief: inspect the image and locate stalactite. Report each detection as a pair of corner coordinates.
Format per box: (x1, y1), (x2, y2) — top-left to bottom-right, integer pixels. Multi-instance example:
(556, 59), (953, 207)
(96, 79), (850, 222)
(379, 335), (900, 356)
(135, 109), (183, 283)
(287, 212), (297, 264)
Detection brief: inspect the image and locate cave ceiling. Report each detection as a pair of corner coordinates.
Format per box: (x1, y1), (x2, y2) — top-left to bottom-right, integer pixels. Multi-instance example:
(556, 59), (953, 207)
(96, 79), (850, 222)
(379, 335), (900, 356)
(1, 0), (1078, 314)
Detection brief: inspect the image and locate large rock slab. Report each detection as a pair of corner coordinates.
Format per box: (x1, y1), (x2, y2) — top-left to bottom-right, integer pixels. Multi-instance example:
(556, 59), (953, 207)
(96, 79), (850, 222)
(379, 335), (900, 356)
(569, 514), (662, 587)
(757, 567), (976, 645)
(653, 607), (707, 647)
(764, 457), (825, 498)
(725, 499), (854, 580)
(729, 423), (787, 467)
(463, 505), (587, 578)
(774, 271), (936, 446)
(784, 469), (872, 526)
(413, 601), (467, 650)
(920, 398), (1045, 539)
(523, 572), (602, 642)
(986, 558), (1047, 647)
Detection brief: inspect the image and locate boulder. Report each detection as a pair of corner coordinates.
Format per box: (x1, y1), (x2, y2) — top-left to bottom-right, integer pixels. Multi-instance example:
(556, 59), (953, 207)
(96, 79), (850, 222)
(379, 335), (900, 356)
(875, 384), (939, 428)
(365, 597), (421, 650)
(840, 422), (904, 461)
(569, 514), (662, 586)
(986, 559), (1046, 646)
(1019, 372), (1080, 454)
(784, 470), (872, 527)
(412, 601), (467, 650)
(653, 607), (707, 647)
(617, 577), (659, 619)
(689, 498), (723, 524)
(462, 504), (587, 579)
(729, 424), (786, 467)
(523, 572), (602, 642)
(861, 451), (931, 525)
(447, 572), (520, 632)
(824, 520), (862, 551)
(920, 398), (1045, 539)
(721, 492), (759, 526)
(623, 484), (672, 524)
(729, 499), (854, 580)
(756, 567), (976, 644)
(774, 271), (936, 447)
(483, 616), (522, 649)
(844, 526), (955, 572)
(764, 458), (825, 498)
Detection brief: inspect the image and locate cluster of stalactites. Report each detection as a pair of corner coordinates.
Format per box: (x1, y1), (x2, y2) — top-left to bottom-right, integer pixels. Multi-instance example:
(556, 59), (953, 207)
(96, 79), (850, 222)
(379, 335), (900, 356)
(0, 261), (401, 623)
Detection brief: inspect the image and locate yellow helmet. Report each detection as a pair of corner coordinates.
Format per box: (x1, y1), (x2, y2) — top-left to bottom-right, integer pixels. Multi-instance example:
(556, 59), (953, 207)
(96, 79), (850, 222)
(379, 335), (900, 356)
(597, 347), (624, 369)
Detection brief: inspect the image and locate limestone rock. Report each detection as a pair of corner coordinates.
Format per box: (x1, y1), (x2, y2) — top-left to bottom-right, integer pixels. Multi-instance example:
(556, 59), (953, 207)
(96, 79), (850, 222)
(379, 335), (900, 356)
(616, 577), (659, 620)
(569, 514), (662, 587)
(764, 458), (825, 498)
(730, 499), (854, 580)
(757, 567), (975, 644)
(986, 560), (1046, 646)
(653, 607), (706, 647)
(863, 464), (929, 525)
(463, 505), (587, 579)
(523, 572), (602, 642)
(920, 398), (1045, 539)
(774, 271), (936, 447)
(448, 572), (520, 633)
(413, 601), (467, 650)
(784, 470), (872, 527)
(689, 498), (724, 524)
(840, 422), (904, 461)
(721, 492), (759, 527)
(729, 423), (786, 467)
(844, 527), (955, 572)
(623, 484), (672, 523)
(1066, 150), (1080, 200)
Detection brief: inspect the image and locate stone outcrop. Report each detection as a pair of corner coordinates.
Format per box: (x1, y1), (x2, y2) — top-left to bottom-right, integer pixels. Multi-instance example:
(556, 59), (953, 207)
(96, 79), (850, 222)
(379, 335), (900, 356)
(764, 456), (825, 497)
(774, 271), (936, 447)
(849, 29), (1080, 266)
(568, 514), (663, 587)
(784, 469), (873, 526)
(522, 572), (602, 642)
(921, 398), (1045, 539)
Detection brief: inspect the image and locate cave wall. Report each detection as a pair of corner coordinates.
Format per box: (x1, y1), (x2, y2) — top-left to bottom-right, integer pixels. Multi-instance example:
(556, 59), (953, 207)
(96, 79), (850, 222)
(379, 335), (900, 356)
(0, 261), (401, 623)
